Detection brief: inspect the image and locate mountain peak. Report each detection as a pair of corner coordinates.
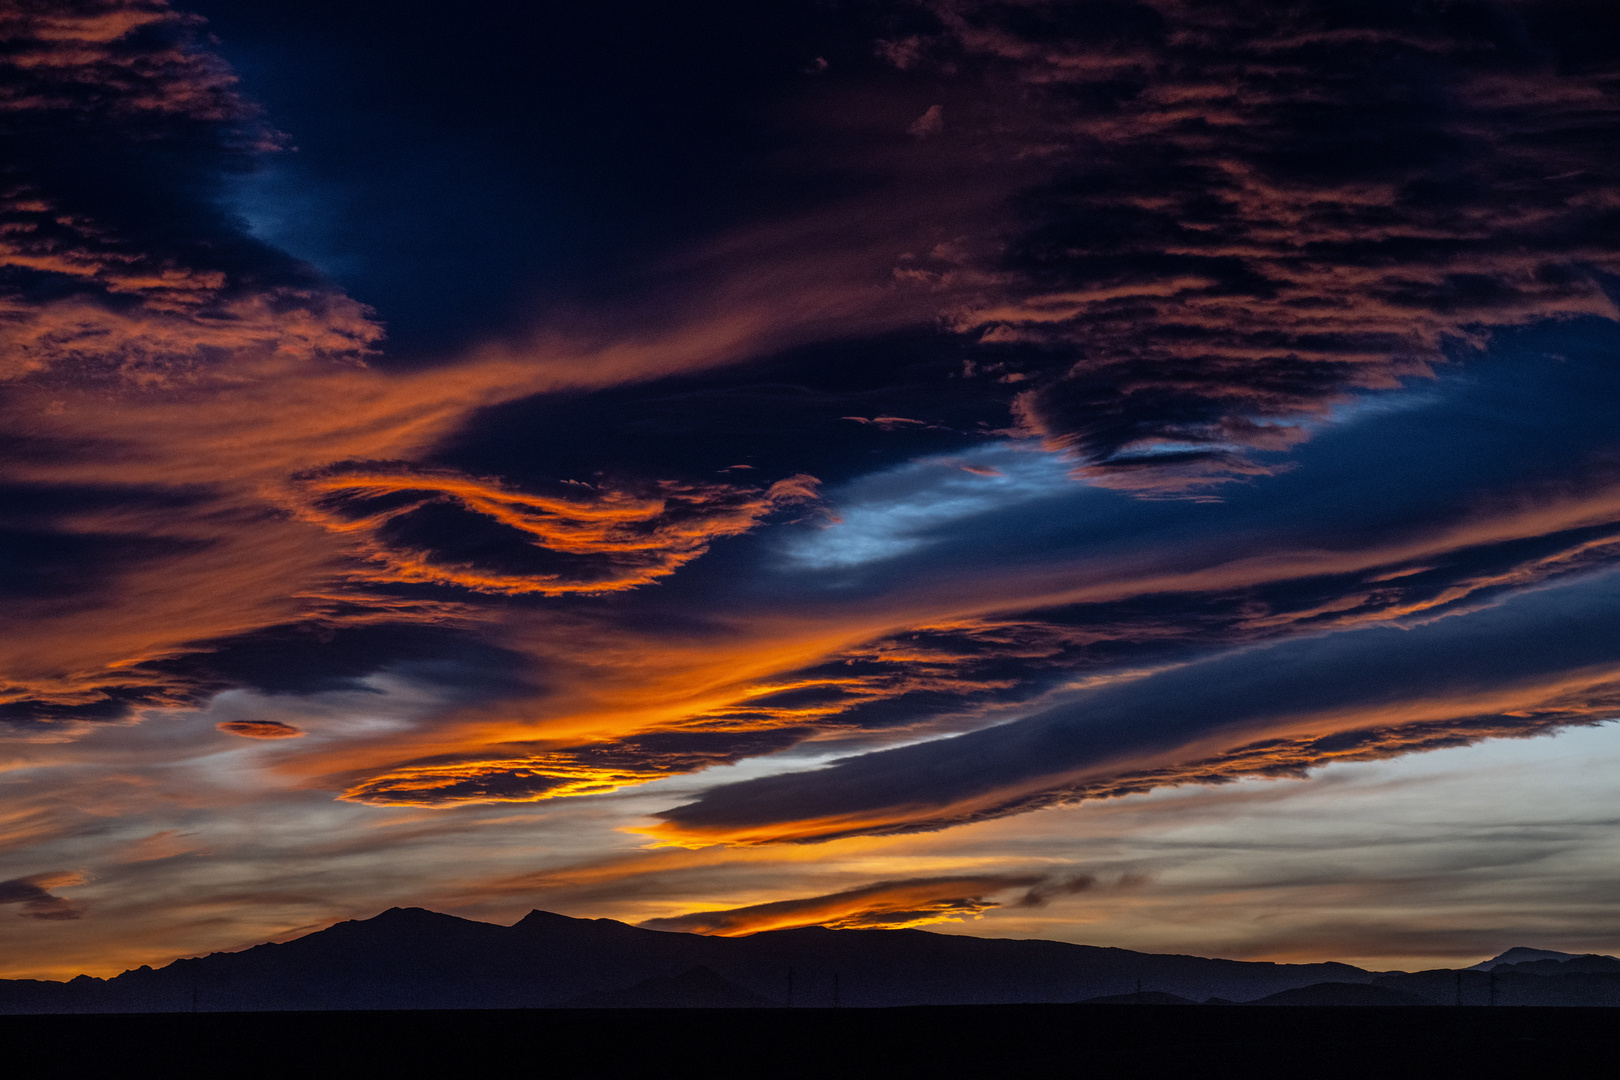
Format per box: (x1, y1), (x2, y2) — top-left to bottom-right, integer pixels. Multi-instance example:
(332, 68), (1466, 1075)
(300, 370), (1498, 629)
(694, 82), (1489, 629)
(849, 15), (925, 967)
(348, 907), (483, 930)
(513, 909), (575, 927)
(1468, 947), (1578, 971)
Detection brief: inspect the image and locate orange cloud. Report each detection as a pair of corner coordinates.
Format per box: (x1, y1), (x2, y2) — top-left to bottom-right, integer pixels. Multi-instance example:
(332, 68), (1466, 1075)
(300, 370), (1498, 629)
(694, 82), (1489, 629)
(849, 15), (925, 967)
(286, 472), (1620, 811)
(217, 720), (303, 739)
(638, 874), (1048, 935)
(338, 729), (807, 807)
(287, 463), (820, 596)
(0, 2), (240, 122)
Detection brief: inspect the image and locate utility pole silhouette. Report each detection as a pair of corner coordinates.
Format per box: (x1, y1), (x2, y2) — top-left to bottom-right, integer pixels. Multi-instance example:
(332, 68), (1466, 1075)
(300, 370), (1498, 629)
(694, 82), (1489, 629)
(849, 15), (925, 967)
(1135, 978), (1143, 1003)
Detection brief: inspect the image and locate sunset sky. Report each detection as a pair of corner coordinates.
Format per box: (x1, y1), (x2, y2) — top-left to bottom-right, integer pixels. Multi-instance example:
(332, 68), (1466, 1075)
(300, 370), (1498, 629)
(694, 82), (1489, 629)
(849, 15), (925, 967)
(4, 0), (1620, 980)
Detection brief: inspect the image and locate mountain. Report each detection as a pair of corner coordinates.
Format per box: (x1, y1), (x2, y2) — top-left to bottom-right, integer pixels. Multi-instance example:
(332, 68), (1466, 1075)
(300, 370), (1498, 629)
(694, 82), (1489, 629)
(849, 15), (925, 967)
(1468, 947), (1581, 970)
(1494, 954), (1620, 976)
(1375, 959), (1620, 1007)
(4, 909), (1616, 1013)
(0, 906), (1372, 1013)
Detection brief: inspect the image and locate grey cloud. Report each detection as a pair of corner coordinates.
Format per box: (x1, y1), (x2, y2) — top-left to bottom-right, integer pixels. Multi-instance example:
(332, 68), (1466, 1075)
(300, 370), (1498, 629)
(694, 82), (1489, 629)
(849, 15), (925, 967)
(1013, 874), (1095, 907)
(0, 872), (84, 920)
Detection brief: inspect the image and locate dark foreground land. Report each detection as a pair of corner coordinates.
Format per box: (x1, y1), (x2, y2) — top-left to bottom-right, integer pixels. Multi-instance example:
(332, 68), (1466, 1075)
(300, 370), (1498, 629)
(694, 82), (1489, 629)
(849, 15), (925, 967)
(5, 1005), (1615, 1079)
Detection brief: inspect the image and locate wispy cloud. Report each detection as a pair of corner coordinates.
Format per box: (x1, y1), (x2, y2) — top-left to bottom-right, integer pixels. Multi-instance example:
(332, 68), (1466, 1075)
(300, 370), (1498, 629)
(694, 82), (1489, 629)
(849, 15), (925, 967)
(639, 873), (1068, 935)
(0, 871), (85, 920)
(650, 568), (1620, 844)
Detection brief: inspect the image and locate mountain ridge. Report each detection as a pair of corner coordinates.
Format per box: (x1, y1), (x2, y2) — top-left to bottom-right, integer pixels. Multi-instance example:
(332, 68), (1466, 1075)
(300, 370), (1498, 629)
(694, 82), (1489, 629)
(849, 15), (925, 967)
(0, 906), (1372, 1013)
(1, 907), (1614, 1012)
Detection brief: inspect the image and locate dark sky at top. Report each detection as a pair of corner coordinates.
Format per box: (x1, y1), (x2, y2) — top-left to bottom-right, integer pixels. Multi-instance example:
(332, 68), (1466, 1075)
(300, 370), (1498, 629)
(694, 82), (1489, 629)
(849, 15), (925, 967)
(190, 0), (920, 357)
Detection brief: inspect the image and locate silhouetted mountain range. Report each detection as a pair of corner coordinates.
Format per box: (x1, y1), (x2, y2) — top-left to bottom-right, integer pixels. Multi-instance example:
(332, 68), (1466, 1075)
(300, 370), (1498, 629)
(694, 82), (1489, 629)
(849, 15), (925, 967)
(1, 908), (1615, 1013)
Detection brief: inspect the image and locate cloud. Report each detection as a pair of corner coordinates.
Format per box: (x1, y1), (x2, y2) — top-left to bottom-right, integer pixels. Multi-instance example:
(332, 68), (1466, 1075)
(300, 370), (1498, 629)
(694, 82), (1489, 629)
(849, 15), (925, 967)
(116, 830), (207, 862)
(0, 0), (994, 741)
(340, 729), (810, 807)
(638, 873), (1051, 935)
(648, 567), (1620, 844)
(0, 0), (382, 380)
(1013, 873), (1095, 907)
(287, 462), (821, 596)
(907, 103), (944, 137)
(216, 720), (302, 739)
(0, 871), (85, 920)
(321, 336), (1620, 808)
(3, 0), (1620, 901)
(892, 0), (1620, 490)
(840, 415), (930, 429)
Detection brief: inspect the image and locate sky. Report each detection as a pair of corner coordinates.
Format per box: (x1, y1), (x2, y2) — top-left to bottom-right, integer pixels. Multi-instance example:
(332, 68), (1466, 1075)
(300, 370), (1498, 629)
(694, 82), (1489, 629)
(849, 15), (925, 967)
(3, 0), (1620, 980)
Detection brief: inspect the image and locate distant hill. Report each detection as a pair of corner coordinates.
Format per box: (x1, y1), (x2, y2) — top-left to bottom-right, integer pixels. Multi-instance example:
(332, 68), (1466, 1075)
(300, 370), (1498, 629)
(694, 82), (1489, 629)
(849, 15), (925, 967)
(1495, 954), (1620, 976)
(2, 909), (1616, 1013)
(1376, 957), (1620, 1007)
(1243, 982), (1434, 1007)
(1468, 948), (1582, 970)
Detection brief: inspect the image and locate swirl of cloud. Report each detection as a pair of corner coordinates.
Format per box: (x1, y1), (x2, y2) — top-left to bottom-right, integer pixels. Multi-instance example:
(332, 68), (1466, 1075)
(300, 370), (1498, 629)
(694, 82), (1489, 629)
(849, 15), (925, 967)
(287, 463), (822, 596)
